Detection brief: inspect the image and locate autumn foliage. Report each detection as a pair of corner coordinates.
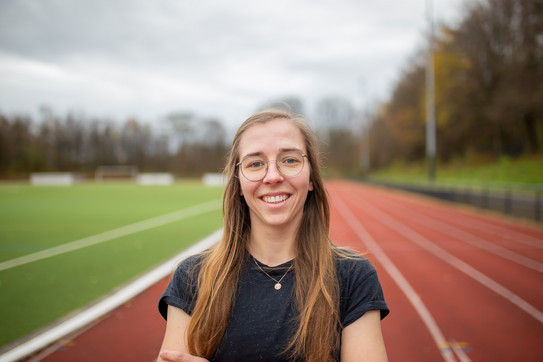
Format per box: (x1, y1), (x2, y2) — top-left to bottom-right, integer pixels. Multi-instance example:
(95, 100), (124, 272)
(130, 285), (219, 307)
(368, 0), (543, 170)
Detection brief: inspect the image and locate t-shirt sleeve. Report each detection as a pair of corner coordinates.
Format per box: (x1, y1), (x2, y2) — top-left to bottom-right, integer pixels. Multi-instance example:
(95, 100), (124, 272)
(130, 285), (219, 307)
(339, 256), (389, 328)
(158, 254), (201, 320)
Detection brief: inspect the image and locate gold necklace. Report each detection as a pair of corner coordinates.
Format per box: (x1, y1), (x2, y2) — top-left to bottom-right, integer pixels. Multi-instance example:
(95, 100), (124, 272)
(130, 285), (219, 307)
(253, 258), (293, 290)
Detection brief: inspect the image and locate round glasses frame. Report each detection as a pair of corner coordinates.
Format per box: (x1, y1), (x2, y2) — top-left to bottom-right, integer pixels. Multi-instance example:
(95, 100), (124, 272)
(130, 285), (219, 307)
(237, 151), (308, 182)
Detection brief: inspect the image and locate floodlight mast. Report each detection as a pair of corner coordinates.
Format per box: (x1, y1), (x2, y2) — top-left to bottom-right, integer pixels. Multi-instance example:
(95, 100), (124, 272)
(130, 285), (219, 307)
(359, 77), (370, 176)
(426, 0), (437, 181)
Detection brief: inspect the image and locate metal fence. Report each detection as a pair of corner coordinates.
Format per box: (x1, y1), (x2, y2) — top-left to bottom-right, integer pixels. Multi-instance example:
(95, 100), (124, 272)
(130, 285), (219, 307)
(366, 179), (542, 223)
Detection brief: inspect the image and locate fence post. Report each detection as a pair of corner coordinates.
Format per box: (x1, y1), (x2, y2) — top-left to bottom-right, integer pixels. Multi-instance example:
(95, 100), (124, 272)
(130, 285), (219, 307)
(482, 187), (489, 209)
(535, 190), (541, 222)
(505, 188), (512, 214)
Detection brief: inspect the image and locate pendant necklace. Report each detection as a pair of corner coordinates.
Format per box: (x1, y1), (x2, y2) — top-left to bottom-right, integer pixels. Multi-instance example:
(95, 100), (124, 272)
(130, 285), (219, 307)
(254, 258), (293, 290)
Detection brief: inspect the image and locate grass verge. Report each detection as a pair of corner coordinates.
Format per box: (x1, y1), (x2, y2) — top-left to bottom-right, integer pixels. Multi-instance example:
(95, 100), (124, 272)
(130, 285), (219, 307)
(0, 181), (223, 347)
(369, 154), (543, 188)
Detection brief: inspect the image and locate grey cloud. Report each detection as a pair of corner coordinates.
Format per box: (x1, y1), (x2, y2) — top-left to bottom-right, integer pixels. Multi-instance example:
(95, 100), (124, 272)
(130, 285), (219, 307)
(0, 0), (467, 126)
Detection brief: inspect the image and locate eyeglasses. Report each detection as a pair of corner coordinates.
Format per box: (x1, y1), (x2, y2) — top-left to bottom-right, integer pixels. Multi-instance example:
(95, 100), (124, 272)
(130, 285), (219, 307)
(237, 150), (308, 181)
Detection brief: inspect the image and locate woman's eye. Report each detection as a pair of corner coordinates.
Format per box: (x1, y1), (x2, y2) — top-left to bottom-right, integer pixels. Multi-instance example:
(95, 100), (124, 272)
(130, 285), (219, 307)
(248, 160), (265, 168)
(282, 157), (300, 165)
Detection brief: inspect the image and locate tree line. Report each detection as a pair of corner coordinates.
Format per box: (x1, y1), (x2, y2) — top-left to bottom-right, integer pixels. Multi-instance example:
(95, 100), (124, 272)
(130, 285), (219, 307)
(0, 109), (229, 178)
(0, 98), (358, 178)
(1, 0), (541, 179)
(368, 0), (543, 170)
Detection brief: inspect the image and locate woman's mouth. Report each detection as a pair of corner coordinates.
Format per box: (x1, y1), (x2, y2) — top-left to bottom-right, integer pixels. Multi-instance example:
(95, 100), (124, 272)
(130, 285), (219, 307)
(262, 194), (289, 204)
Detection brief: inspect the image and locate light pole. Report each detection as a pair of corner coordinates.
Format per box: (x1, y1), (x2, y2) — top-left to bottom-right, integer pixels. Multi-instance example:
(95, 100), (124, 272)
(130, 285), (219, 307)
(358, 77), (370, 176)
(426, 0), (437, 181)
(363, 123), (370, 176)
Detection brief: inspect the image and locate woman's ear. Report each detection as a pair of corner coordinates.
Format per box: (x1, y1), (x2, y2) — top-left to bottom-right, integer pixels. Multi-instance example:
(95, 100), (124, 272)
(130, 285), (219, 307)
(309, 180), (314, 191)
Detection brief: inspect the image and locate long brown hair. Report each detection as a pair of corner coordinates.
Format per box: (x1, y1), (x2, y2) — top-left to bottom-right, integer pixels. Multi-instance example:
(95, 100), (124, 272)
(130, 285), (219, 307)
(187, 109), (342, 361)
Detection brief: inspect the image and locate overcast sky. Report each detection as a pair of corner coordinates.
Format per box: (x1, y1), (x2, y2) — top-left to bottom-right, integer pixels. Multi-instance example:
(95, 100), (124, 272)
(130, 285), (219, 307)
(0, 0), (468, 131)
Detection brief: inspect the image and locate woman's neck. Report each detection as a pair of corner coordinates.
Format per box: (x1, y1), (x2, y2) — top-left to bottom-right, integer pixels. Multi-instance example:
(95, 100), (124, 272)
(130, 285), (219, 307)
(248, 225), (297, 266)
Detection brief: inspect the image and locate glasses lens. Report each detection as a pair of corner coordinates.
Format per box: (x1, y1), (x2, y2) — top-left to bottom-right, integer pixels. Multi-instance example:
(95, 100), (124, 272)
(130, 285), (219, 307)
(241, 156), (267, 181)
(239, 151), (305, 181)
(277, 151), (304, 177)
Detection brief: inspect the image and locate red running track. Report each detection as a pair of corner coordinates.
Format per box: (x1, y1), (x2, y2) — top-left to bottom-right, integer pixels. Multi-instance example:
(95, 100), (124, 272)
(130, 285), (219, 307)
(25, 181), (543, 361)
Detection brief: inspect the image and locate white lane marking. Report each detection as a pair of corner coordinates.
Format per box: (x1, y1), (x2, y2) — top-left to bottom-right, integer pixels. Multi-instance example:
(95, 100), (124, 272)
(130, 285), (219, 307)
(0, 229), (223, 362)
(434, 215), (543, 250)
(374, 189), (543, 250)
(442, 219), (543, 250)
(353, 197), (543, 324)
(372, 197), (543, 273)
(333, 194), (459, 362)
(0, 199), (221, 272)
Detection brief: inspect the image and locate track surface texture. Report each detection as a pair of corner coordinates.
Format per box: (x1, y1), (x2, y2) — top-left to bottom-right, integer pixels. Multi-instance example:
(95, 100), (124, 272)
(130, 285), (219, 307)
(24, 181), (543, 361)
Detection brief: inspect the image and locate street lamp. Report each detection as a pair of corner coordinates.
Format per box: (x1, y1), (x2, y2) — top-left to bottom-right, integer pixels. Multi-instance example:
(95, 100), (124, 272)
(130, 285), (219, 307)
(426, 0), (437, 181)
(358, 77), (370, 176)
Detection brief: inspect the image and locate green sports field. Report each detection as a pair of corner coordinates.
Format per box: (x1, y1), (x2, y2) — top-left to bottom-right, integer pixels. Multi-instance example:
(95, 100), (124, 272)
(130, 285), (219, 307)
(0, 181), (224, 347)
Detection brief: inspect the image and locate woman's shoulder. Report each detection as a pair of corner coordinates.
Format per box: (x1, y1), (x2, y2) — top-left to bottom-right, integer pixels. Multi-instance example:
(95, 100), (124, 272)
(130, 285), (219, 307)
(181, 252), (206, 265)
(333, 247), (377, 281)
(173, 252), (207, 277)
(333, 246), (390, 323)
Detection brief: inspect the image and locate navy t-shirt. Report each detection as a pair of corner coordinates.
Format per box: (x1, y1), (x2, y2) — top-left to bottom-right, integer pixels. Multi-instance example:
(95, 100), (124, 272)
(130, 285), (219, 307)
(158, 252), (389, 361)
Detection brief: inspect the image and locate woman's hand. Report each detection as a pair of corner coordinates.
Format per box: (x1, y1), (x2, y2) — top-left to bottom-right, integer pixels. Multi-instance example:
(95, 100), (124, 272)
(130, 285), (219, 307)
(157, 306), (201, 362)
(159, 350), (209, 362)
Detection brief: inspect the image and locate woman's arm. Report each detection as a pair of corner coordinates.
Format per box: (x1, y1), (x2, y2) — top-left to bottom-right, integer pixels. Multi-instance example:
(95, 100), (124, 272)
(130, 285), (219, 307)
(341, 310), (388, 362)
(157, 305), (207, 362)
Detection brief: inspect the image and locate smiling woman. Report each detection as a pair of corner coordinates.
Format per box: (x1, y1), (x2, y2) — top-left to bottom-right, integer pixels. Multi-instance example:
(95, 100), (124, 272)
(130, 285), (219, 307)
(157, 109), (389, 362)
(237, 118), (314, 242)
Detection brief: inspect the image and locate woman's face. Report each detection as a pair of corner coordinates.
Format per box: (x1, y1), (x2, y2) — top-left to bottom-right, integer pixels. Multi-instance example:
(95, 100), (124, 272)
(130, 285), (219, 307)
(237, 118), (313, 231)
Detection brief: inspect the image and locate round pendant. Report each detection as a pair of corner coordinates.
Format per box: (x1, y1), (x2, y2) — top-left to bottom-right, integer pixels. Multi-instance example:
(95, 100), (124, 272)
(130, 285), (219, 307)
(274, 283), (282, 290)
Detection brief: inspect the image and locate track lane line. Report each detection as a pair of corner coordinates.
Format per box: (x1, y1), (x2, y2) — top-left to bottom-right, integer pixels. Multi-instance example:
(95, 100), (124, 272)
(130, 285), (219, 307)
(332, 193), (460, 362)
(349, 195), (543, 324)
(0, 199), (221, 272)
(367, 196), (543, 273)
(372, 187), (543, 250)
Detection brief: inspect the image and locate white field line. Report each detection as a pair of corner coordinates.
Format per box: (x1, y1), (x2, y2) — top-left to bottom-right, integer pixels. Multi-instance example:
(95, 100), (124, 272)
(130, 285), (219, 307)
(0, 199), (221, 272)
(332, 194), (459, 362)
(353, 197), (543, 324)
(0, 229), (223, 362)
(372, 197), (543, 274)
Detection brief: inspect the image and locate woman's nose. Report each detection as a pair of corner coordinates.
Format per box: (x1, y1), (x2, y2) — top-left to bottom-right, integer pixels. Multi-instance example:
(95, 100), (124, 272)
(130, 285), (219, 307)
(262, 161), (284, 183)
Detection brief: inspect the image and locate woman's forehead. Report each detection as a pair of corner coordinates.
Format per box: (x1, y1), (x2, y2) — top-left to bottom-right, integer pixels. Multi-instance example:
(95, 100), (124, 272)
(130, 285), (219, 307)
(238, 119), (306, 155)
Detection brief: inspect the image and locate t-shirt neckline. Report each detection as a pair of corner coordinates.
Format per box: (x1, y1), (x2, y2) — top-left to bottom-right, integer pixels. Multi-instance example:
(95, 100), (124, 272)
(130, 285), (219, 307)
(250, 255), (294, 275)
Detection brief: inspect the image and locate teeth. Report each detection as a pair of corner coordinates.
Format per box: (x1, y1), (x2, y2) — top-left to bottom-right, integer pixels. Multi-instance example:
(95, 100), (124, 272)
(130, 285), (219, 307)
(263, 195), (288, 203)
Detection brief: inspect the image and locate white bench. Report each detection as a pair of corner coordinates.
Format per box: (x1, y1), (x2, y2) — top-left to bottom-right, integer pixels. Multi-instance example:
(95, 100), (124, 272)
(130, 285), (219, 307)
(202, 173), (226, 186)
(136, 173), (175, 186)
(30, 173), (75, 186)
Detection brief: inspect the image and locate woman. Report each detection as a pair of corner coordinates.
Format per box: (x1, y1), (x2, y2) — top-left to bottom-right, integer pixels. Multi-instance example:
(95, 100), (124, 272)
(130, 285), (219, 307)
(158, 109), (389, 362)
